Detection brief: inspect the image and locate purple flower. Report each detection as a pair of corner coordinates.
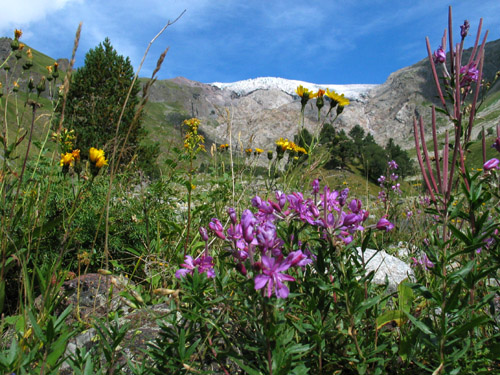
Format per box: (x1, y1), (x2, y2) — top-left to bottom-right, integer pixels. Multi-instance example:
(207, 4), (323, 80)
(254, 255), (295, 298)
(228, 207), (238, 224)
(390, 173), (398, 181)
(241, 209), (257, 243)
(411, 253), (434, 270)
(378, 190), (387, 202)
(175, 255), (215, 279)
(377, 175), (386, 186)
(311, 179), (320, 194)
(286, 250), (312, 268)
(321, 186), (339, 211)
(483, 158), (500, 171)
(256, 221), (277, 251)
(338, 188), (349, 206)
(460, 63), (479, 86)
(433, 46), (446, 64)
(492, 137), (500, 153)
(376, 218), (394, 232)
(348, 199), (362, 214)
(199, 226), (209, 242)
(275, 190), (287, 209)
(388, 160), (398, 170)
(208, 218), (225, 240)
(391, 183), (402, 195)
(251, 195), (263, 208)
(460, 20), (470, 39)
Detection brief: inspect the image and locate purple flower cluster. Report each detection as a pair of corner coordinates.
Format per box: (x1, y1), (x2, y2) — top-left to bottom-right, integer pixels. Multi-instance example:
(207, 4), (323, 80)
(433, 46), (446, 64)
(178, 181), (394, 299)
(483, 158), (499, 171)
(175, 254), (215, 279)
(411, 253), (434, 270)
(460, 63), (479, 87)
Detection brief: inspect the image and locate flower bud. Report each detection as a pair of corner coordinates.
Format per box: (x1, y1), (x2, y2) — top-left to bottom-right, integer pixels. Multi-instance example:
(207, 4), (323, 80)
(28, 78), (35, 91)
(36, 76), (46, 95)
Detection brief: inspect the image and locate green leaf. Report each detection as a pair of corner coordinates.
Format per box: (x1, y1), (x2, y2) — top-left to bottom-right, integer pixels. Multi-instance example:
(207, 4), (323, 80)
(376, 310), (405, 329)
(28, 310), (46, 343)
(404, 312), (433, 336)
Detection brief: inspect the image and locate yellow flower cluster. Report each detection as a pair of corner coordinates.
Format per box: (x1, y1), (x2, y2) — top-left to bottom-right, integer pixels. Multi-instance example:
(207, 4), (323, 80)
(219, 143), (229, 151)
(295, 85), (350, 116)
(183, 118), (205, 154)
(325, 88), (350, 107)
(89, 147), (108, 168)
(275, 138), (307, 155)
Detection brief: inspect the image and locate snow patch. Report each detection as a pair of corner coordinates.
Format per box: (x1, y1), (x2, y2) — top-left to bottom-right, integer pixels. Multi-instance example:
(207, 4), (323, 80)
(210, 77), (378, 100)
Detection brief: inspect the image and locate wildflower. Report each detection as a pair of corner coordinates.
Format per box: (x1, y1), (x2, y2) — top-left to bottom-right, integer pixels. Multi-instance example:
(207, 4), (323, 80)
(376, 217), (394, 232)
(72, 149), (81, 162)
(286, 250), (312, 268)
(254, 148), (264, 156)
(52, 62), (59, 79)
(267, 150), (273, 160)
(36, 76), (46, 95)
(199, 226), (209, 242)
(175, 255), (215, 279)
(433, 46), (446, 64)
(245, 148), (252, 156)
(11, 29), (22, 50)
(89, 147), (107, 172)
(315, 89), (325, 120)
(377, 175), (386, 186)
(492, 137), (500, 153)
(219, 143), (229, 151)
(390, 173), (398, 181)
(460, 63), (479, 87)
(483, 158), (499, 171)
(388, 160), (398, 170)
(12, 81), (19, 92)
(411, 253), (434, 270)
(311, 179), (320, 194)
(26, 48), (33, 59)
(325, 88), (350, 115)
(60, 152), (75, 167)
(254, 255), (295, 298)
(460, 20), (470, 39)
(296, 85), (314, 112)
(208, 218), (226, 240)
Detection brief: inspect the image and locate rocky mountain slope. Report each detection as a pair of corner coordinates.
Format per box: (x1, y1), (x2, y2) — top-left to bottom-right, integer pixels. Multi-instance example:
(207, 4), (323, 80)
(148, 38), (500, 151)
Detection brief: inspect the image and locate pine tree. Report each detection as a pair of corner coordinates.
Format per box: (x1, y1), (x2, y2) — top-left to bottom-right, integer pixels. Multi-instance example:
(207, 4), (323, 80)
(62, 38), (142, 164)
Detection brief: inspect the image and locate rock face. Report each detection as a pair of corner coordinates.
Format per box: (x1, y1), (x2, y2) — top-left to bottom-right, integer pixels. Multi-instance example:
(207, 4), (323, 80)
(147, 38), (500, 151)
(357, 248), (414, 292)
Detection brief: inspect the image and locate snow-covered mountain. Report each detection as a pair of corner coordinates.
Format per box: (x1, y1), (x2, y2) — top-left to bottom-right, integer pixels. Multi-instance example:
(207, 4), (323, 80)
(211, 77), (378, 101)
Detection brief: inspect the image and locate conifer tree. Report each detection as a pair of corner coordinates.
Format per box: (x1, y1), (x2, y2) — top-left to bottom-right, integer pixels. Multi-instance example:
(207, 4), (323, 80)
(62, 38), (142, 164)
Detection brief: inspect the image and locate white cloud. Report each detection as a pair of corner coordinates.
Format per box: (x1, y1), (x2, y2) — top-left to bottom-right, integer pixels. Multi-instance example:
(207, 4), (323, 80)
(0, 0), (83, 35)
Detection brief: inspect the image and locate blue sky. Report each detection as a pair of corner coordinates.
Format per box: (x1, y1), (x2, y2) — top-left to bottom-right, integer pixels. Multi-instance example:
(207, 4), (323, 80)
(1, 0), (500, 84)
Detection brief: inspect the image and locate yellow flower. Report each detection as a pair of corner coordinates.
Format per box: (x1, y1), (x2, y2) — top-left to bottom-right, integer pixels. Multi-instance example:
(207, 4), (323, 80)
(89, 147), (107, 168)
(46, 65), (53, 74)
(26, 48), (32, 59)
(14, 29), (22, 39)
(316, 89), (325, 98)
(60, 152), (75, 167)
(13, 81), (19, 92)
(95, 156), (108, 168)
(18, 43), (25, 51)
(72, 149), (81, 162)
(295, 85), (313, 98)
(254, 148), (264, 154)
(276, 137), (291, 152)
(325, 89), (350, 107)
(89, 147), (105, 163)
